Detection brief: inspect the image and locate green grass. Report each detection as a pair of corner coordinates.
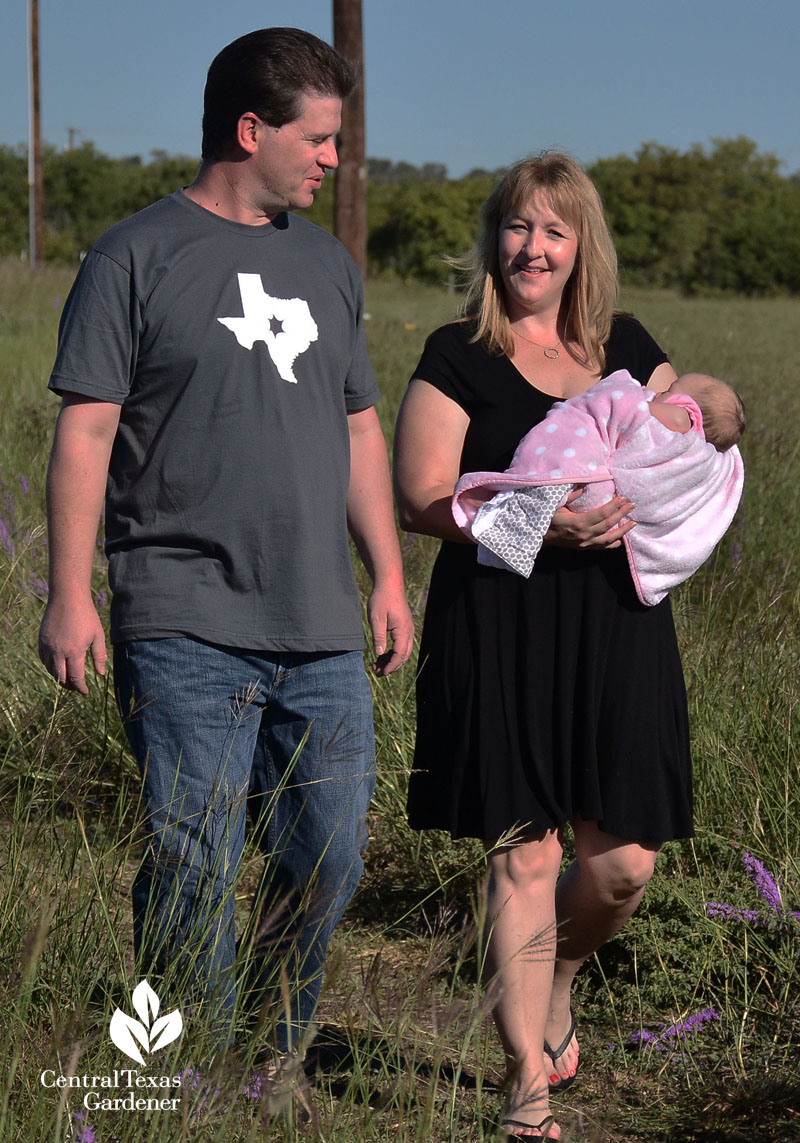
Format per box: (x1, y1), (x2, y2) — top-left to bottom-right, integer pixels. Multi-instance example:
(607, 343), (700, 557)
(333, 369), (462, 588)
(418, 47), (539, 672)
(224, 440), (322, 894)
(1, 261), (798, 1141)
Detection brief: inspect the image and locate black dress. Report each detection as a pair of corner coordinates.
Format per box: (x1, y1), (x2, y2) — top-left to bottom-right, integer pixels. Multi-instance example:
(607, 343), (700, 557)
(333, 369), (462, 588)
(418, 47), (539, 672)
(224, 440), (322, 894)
(407, 316), (693, 843)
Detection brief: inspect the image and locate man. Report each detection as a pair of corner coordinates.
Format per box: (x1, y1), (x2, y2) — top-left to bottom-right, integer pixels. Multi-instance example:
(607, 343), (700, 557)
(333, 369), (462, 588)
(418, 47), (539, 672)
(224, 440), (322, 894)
(38, 27), (413, 1055)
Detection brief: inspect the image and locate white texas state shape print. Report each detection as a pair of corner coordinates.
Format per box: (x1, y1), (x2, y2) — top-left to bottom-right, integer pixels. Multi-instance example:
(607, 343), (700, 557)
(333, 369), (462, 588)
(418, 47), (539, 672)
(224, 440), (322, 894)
(218, 272), (319, 384)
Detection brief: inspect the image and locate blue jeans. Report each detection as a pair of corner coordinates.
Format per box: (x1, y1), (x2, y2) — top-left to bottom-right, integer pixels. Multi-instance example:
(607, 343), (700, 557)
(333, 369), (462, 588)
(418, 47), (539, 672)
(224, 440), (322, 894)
(114, 638), (375, 1053)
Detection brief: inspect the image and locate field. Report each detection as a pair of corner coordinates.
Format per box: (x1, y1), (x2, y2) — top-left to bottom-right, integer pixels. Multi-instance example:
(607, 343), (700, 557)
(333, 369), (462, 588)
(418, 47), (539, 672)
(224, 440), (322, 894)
(0, 261), (798, 1142)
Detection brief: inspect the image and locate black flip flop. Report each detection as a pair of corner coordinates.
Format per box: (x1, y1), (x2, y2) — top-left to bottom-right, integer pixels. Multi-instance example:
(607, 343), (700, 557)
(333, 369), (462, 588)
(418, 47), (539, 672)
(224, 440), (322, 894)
(502, 1115), (558, 1140)
(544, 1015), (578, 1093)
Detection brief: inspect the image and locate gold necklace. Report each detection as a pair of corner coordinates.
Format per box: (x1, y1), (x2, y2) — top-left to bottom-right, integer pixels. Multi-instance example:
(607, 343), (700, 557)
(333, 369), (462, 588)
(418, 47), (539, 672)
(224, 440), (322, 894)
(512, 326), (562, 359)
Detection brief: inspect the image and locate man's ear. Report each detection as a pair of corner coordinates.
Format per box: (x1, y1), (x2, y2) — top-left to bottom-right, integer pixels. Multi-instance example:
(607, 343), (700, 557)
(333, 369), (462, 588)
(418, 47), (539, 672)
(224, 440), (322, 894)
(236, 112), (262, 155)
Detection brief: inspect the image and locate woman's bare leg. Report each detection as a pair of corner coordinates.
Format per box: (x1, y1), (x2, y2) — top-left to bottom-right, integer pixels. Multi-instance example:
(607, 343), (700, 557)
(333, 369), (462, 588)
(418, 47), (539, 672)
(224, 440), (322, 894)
(544, 817), (660, 1083)
(484, 830), (564, 1137)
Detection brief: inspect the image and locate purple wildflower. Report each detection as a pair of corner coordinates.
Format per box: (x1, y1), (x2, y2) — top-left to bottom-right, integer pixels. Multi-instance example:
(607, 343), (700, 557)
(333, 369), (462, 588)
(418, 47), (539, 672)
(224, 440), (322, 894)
(0, 517), (14, 555)
(72, 1111), (96, 1143)
(242, 1073), (265, 1100)
(742, 852), (782, 912)
(705, 902), (761, 924)
(632, 1007), (720, 1051)
(179, 1068), (223, 1114)
(630, 1027), (661, 1048)
(179, 1067), (202, 1091)
(706, 901), (800, 933)
(19, 474), (29, 495)
(705, 851), (798, 930)
(662, 1007), (720, 1039)
(24, 573), (49, 600)
(95, 588), (109, 610)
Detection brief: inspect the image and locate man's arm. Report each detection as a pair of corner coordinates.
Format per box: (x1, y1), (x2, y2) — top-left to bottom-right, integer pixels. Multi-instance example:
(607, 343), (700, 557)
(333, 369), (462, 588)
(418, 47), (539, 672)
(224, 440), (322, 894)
(38, 394), (122, 694)
(346, 406), (414, 677)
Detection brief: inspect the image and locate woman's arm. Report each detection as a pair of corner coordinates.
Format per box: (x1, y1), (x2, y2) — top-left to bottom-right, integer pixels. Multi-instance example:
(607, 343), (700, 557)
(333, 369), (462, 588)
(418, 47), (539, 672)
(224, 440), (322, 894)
(393, 379), (472, 543)
(646, 361), (678, 393)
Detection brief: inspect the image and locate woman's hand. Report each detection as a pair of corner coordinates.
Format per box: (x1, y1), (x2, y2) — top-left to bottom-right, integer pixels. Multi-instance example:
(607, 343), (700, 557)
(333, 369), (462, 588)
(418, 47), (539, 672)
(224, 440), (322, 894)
(544, 360), (665, 549)
(544, 486), (635, 549)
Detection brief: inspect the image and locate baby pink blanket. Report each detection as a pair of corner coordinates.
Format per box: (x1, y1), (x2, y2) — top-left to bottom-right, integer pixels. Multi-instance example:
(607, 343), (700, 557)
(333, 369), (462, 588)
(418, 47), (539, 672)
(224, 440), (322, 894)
(452, 371), (744, 605)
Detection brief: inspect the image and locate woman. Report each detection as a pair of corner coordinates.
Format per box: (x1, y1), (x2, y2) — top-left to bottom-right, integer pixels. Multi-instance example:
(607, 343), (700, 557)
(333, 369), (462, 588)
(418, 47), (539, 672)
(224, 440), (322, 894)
(393, 154), (692, 1141)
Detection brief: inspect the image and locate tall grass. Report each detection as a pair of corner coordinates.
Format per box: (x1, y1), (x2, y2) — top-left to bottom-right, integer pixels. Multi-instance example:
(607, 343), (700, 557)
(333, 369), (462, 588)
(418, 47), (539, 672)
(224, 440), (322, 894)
(1, 263), (798, 1140)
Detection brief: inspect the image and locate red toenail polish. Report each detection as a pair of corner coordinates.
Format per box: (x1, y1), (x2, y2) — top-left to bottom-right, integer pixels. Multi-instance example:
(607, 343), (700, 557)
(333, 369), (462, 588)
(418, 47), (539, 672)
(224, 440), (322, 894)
(550, 1074), (559, 1084)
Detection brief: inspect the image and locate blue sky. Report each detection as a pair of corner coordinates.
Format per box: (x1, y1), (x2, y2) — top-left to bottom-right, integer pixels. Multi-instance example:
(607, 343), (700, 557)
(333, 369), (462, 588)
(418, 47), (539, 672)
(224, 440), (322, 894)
(2, 0), (798, 177)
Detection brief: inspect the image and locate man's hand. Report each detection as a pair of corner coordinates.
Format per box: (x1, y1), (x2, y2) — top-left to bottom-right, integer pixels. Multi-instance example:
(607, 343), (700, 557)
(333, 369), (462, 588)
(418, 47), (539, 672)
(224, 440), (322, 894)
(38, 595), (108, 694)
(347, 406), (416, 676)
(545, 487), (635, 550)
(367, 583), (414, 677)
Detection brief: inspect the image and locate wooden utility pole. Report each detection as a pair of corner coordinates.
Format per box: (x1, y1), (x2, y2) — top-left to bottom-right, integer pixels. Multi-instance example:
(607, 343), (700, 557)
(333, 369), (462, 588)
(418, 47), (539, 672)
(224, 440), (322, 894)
(27, 0), (44, 266)
(333, 0), (366, 277)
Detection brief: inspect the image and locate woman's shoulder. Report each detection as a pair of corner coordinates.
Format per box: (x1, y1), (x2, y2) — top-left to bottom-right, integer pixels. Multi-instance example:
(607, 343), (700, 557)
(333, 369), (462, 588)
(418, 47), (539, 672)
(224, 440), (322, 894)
(412, 318), (500, 409)
(420, 317), (482, 355)
(414, 317), (496, 378)
(605, 312), (669, 382)
(609, 311), (652, 340)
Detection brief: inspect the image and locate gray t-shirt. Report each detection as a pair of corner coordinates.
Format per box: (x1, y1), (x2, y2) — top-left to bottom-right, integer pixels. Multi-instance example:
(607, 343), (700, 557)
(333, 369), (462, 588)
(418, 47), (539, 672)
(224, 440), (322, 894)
(49, 191), (380, 650)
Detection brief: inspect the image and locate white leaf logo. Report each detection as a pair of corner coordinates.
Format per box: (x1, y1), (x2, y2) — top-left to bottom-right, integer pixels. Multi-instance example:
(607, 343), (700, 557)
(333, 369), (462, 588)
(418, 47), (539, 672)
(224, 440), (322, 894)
(109, 980), (183, 1064)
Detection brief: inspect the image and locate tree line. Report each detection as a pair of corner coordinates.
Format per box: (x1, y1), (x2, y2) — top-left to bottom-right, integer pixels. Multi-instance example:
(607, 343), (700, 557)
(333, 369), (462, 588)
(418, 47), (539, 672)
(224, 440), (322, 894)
(1, 136), (798, 294)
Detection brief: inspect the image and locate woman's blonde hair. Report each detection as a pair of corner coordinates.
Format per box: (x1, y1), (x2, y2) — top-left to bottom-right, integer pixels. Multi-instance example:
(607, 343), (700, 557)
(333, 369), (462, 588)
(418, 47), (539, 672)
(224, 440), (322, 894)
(459, 152), (618, 371)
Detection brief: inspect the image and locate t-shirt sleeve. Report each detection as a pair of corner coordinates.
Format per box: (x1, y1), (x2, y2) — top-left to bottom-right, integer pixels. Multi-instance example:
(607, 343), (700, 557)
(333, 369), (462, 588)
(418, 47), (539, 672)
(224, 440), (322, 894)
(48, 250), (141, 403)
(343, 308), (380, 413)
(409, 322), (480, 412)
(604, 315), (669, 385)
(333, 255), (379, 413)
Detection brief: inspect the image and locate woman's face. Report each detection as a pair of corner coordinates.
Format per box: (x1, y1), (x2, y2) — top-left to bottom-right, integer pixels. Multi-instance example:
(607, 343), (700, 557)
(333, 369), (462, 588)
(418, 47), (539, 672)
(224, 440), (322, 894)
(498, 194), (579, 318)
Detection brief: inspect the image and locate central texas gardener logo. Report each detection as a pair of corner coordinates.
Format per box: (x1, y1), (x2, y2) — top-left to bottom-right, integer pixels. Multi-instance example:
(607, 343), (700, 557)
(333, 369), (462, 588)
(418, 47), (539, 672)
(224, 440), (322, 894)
(109, 980), (183, 1065)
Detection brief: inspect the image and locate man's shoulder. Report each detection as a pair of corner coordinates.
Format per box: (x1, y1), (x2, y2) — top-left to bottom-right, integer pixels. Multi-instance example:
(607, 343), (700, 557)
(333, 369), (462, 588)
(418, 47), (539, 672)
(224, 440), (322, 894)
(285, 211), (339, 246)
(286, 213), (357, 266)
(91, 192), (185, 262)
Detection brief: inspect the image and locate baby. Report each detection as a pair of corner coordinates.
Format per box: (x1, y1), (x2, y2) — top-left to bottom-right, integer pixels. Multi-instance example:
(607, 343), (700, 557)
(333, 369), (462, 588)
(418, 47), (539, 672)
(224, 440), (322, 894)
(453, 370), (745, 606)
(649, 372), (745, 451)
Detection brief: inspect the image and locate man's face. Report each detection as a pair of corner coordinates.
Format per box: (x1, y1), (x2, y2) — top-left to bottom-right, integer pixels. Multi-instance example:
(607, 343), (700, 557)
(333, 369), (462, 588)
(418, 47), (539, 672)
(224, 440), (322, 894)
(251, 92), (341, 215)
